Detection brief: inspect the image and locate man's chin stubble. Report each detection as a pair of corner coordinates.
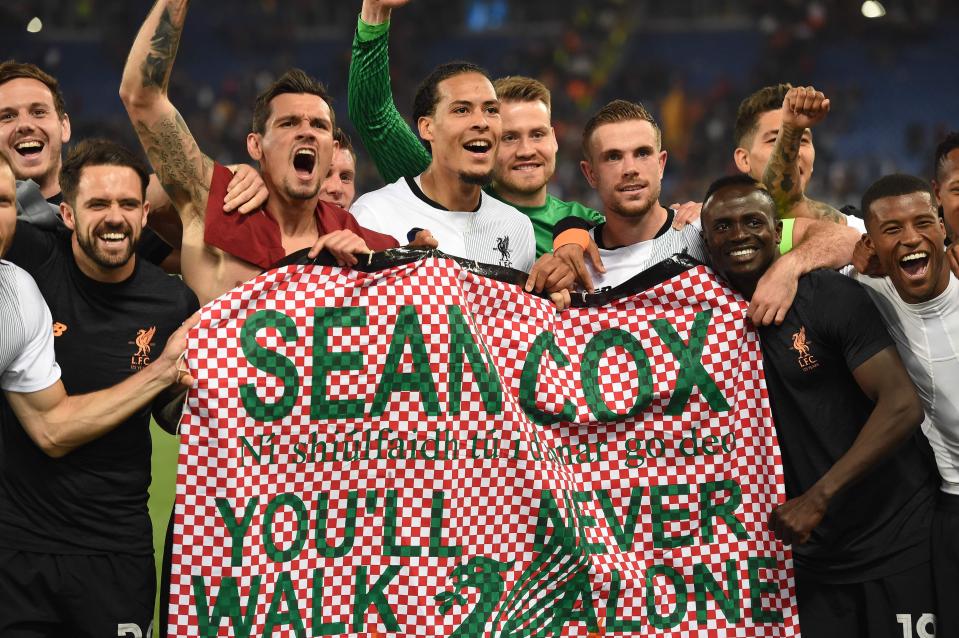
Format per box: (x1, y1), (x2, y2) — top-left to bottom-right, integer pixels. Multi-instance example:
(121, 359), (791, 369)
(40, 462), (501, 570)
(458, 170), (494, 187)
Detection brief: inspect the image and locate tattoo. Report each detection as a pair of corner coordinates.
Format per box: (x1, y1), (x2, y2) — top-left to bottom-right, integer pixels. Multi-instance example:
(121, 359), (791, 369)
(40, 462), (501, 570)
(141, 7), (182, 89)
(762, 126), (803, 214)
(134, 113), (212, 215)
(808, 199), (845, 224)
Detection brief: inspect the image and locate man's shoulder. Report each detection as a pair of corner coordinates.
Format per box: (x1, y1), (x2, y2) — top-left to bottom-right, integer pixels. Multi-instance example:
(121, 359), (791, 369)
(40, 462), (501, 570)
(480, 193), (531, 223)
(352, 178), (415, 211)
(132, 260), (199, 312)
(547, 195), (603, 221)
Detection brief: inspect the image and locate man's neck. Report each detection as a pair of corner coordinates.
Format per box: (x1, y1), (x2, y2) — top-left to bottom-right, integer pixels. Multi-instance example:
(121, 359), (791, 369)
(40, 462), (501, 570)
(490, 182), (547, 208)
(268, 186), (318, 240)
(39, 173), (61, 200)
(420, 166), (483, 212)
(600, 202), (669, 248)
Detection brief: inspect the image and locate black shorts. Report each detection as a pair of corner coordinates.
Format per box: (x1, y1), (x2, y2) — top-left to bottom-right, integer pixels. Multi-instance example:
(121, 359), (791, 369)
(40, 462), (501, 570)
(794, 561), (936, 638)
(933, 492), (959, 638)
(0, 549), (155, 638)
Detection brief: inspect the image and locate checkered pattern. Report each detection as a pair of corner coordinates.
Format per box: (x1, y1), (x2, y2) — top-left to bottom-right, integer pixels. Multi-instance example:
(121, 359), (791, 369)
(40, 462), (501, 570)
(167, 259), (799, 637)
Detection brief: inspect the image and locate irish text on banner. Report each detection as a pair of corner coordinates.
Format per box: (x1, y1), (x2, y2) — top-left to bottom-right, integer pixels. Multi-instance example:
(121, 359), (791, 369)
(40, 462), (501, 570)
(167, 254), (798, 637)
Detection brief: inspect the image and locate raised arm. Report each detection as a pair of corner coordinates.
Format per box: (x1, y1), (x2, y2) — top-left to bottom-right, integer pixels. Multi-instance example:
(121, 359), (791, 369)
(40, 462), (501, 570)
(119, 0), (213, 218)
(769, 346), (924, 544)
(349, 0), (431, 183)
(762, 86), (845, 223)
(5, 313), (198, 458)
(749, 219), (860, 325)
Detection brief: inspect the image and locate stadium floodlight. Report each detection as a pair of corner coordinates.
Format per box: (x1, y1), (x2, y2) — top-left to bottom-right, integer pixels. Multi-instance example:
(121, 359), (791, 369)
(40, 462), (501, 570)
(26, 17), (43, 33)
(861, 1), (887, 18)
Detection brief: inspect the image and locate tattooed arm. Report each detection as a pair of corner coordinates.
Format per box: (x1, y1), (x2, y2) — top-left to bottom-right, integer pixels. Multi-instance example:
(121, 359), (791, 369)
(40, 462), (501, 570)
(762, 86), (846, 224)
(120, 0), (212, 219)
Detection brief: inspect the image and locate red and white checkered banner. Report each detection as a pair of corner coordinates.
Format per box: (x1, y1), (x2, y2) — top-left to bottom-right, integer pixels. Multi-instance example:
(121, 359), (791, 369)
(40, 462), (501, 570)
(168, 255), (798, 637)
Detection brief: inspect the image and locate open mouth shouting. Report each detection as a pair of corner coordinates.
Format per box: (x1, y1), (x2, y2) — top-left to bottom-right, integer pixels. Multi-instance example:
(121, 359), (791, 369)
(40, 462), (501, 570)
(292, 147), (317, 180)
(899, 251), (930, 281)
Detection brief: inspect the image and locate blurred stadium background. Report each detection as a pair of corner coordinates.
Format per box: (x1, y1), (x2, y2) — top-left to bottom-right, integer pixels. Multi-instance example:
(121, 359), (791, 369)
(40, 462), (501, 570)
(3, 0), (957, 211)
(2, 0), (956, 627)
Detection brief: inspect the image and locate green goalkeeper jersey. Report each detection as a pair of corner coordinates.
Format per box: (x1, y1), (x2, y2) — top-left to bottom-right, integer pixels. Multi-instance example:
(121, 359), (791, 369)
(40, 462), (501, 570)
(348, 17), (604, 256)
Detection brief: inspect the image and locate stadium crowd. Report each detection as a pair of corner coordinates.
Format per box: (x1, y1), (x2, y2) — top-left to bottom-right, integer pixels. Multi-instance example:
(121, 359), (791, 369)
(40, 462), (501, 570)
(0, 0), (957, 636)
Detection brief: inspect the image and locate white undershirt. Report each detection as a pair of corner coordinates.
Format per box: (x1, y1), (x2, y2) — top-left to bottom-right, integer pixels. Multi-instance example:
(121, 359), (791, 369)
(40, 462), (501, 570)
(852, 271), (959, 495)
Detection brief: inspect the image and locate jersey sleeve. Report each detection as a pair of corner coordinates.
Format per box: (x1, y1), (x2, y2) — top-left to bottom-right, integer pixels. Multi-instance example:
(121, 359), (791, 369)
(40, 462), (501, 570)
(202, 162), (284, 270)
(349, 17), (432, 184)
(812, 272), (894, 372)
(5, 220), (59, 274)
(0, 269), (61, 393)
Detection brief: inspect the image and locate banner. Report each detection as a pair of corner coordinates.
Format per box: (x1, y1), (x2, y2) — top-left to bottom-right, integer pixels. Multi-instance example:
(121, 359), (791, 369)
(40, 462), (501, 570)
(167, 253), (798, 637)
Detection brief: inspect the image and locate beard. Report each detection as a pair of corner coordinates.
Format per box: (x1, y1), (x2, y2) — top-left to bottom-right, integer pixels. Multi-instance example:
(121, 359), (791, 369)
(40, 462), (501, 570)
(282, 178), (322, 201)
(458, 169), (494, 187)
(76, 224), (138, 270)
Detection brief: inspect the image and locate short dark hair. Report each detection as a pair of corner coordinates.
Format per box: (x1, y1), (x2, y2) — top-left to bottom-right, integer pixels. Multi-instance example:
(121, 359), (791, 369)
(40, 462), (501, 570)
(581, 99), (661, 160)
(333, 128), (356, 162)
(251, 69), (335, 135)
(860, 174), (937, 224)
(702, 174), (777, 219)
(934, 132), (959, 180)
(493, 75), (551, 113)
(0, 61), (67, 118)
(60, 139), (150, 207)
(412, 61), (490, 123)
(734, 83), (791, 148)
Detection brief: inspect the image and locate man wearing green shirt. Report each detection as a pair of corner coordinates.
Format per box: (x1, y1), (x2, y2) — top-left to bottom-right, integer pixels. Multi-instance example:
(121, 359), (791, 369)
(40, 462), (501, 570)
(348, 0), (604, 257)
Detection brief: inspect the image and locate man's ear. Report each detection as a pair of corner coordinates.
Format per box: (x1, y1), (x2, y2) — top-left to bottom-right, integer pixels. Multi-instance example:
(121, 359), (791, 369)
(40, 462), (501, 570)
(246, 133), (263, 162)
(417, 116), (434, 143)
(862, 230), (875, 253)
(60, 113), (71, 145)
(580, 160), (597, 189)
(774, 219), (783, 245)
(140, 200), (150, 229)
(933, 179), (942, 204)
(61, 202), (75, 230)
(733, 147), (750, 174)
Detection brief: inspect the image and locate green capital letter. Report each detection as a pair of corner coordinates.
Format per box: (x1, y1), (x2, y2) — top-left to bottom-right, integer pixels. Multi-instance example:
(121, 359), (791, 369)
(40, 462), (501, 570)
(370, 305), (440, 417)
(580, 329), (653, 422)
(311, 307), (367, 420)
(519, 332), (575, 425)
(446, 306), (502, 415)
(652, 310), (731, 415)
(263, 571), (305, 637)
(216, 497), (258, 568)
(262, 494), (309, 563)
(193, 575), (261, 638)
(748, 556), (785, 623)
(650, 484), (694, 549)
(645, 565), (688, 630)
(240, 310), (300, 422)
(353, 565), (403, 632)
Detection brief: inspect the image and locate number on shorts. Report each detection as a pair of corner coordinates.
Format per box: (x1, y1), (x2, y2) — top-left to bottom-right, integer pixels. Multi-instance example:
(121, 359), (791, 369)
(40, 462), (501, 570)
(896, 613), (936, 638)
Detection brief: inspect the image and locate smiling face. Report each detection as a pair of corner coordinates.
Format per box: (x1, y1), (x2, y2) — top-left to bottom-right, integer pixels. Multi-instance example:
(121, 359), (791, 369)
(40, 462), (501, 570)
(934, 148), (959, 241)
(418, 72), (500, 186)
(702, 184), (782, 295)
(492, 99), (557, 201)
(62, 165), (148, 282)
(319, 147), (356, 209)
(581, 119), (666, 219)
(734, 108), (814, 193)
(247, 92), (335, 203)
(0, 77), (71, 196)
(865, 191), (949, 304)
